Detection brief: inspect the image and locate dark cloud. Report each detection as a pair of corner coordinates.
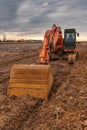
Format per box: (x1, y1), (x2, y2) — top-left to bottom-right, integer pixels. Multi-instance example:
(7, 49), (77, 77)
(0, 0), (87, 40)
(0, 0), (23, 31)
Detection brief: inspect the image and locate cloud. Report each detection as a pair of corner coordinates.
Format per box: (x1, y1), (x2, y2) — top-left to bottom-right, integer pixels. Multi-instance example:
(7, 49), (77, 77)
(0, 0), (87, 40)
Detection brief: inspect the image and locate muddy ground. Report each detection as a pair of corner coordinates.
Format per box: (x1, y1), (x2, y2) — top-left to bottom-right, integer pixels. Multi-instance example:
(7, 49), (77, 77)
(0, 42), (87, 130)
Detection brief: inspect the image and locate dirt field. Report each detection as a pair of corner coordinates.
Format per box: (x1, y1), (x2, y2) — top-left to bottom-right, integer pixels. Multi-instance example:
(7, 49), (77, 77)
(0, 42), (87, 130)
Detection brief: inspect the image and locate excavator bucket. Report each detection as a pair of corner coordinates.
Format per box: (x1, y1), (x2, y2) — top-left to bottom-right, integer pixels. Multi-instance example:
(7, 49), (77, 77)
(7, 64), (53, 100)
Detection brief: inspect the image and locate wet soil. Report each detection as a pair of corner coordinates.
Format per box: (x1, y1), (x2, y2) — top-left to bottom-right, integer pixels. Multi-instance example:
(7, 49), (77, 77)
(0, 42), (87, 130)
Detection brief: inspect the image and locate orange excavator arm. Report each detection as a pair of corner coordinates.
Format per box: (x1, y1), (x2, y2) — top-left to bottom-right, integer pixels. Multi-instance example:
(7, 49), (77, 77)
(39, 30), (50, 63)
(39, 25), (63, 63)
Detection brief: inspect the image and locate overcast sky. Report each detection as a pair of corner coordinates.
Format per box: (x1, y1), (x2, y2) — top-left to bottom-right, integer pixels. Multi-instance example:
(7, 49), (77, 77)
(0, 0), (87, 40)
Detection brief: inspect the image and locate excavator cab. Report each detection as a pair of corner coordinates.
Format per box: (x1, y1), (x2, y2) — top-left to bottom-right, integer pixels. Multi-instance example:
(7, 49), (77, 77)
(64, 29), (79, 63)
(64, 29), (78, 51)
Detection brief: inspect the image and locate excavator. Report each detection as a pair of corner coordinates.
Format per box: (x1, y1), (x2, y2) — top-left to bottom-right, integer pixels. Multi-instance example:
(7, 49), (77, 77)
(7, 24), (79, 100)
(39, 24), (79, 64)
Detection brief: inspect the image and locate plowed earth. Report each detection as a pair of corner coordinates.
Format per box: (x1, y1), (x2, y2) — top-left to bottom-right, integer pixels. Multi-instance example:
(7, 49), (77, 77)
(0, 42), (87, 130)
